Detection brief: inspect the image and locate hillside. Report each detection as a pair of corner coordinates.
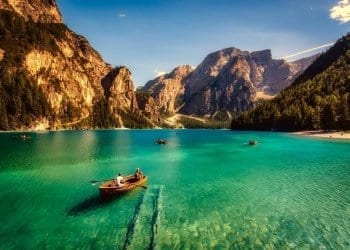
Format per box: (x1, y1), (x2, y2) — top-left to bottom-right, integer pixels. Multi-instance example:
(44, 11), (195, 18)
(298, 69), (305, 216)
(231, 34), (350, 131)
(0, 0), (152, 130)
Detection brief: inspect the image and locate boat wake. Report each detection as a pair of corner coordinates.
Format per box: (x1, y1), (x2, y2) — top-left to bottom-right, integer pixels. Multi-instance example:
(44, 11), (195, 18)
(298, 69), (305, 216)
(122, 185), (164, 250)
(122, 190), (146, 250)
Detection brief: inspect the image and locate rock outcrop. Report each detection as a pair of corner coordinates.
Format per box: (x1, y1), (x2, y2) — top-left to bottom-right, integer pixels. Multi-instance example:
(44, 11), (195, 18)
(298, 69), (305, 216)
(142, 65), (193, 114)
(102, 66), (138, 113)
(0, 0), (63, 23)
(0, 0), (148, 130)
(144, 47), (317, 118)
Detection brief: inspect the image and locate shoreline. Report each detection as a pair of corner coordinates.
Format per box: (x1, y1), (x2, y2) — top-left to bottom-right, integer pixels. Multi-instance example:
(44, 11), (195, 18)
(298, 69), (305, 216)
(291, 130), (350, 140)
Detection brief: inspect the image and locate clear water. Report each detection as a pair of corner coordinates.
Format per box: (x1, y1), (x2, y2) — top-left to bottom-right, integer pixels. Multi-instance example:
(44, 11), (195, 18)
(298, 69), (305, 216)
(0, 130), (349, 249)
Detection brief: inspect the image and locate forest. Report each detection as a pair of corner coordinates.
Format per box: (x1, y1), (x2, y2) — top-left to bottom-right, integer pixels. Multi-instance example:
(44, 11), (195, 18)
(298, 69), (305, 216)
(0, 10), (151, 130)
(231, 34), (350, 132)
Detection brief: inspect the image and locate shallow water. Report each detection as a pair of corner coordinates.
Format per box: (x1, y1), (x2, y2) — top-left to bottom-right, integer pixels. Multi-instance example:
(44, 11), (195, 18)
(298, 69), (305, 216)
(0, 130), (349, 249)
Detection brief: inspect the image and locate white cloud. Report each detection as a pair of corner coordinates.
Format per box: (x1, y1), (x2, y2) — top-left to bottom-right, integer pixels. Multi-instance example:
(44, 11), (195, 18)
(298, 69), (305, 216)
(330, 0), (350, 23)
(153, 69), (166, 77)
(118, 13), (126, 18)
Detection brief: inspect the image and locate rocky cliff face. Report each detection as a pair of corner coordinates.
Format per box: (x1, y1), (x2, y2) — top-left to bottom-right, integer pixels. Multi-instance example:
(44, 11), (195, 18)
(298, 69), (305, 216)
(0, 0), (62, 23)
(143, 48), (316, 119)
(102, 66), (138, 112)
(0, 0), (147, 130)
(23, 31), (109, 121)
(142, 65), (193, 114)
(183, 48), (317, 115)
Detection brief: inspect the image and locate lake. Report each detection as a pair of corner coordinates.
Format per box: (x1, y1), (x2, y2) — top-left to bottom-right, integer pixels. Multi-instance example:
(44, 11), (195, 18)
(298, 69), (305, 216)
(0, 130), (349, 249)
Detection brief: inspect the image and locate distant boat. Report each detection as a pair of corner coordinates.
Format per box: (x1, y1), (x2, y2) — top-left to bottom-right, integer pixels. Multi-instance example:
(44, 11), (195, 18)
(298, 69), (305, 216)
(155, 139), (167, 144)
(12, 134), (31, 140)
(99, 174), (147, 198)
(249, 140), (257, 145)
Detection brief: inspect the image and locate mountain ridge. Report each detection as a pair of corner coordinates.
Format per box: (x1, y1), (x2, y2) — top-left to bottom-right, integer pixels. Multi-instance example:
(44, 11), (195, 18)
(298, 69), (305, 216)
(231, 34), (350, 131)
(0, 0), (328, 131)
(142, 47), (317, 122)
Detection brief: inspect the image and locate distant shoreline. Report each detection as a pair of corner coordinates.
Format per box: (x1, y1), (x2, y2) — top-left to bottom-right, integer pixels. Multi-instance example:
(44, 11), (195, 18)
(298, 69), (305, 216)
(291, 130), (350, 140)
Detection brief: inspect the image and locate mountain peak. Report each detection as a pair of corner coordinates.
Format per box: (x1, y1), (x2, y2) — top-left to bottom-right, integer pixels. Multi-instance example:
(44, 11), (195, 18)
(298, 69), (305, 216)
(0, 0), (63, 23)
(205, 47), (249, 59)
(168, 65), (194, 79)
(250, 49), (272, 65)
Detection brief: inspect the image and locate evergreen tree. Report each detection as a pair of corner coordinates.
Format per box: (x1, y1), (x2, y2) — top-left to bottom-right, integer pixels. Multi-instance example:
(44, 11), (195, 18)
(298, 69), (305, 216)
(0, 100), (8, 130)
(339, 94), (350, 129)
(231, 34), (350, 132)
(320, 103), (337, 130)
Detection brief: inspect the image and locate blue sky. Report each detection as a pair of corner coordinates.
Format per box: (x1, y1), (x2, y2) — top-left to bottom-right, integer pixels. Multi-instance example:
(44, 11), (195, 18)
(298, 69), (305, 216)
(56, 0), (349, 86)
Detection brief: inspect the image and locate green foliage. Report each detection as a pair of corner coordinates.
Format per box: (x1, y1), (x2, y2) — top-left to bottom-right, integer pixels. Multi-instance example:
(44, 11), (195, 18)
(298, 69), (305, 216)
(0, 10), (67, 65)
(212, 111), (231, 121)
(231, 34), (350, 131)
(179, 116), (230, 129)
(118, 109), (153, 129)
(91, 98), (116, 128)
(0, 10), (68, 130)
(0, 71), (52, 130)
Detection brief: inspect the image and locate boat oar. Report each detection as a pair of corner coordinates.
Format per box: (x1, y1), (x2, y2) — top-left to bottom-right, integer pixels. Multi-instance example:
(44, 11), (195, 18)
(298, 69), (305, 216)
(135, 185), (147, 189)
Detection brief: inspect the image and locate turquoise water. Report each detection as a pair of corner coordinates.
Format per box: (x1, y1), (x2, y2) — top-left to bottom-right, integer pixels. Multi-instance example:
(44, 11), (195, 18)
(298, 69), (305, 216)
(0, 130), (349, 249)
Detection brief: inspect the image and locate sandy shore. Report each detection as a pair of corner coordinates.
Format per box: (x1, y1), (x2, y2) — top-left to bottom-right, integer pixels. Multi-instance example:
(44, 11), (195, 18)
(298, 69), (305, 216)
(291, 131), (350, 140)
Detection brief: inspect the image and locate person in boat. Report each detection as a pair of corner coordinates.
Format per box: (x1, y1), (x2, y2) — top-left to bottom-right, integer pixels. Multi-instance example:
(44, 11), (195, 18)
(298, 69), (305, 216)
(115, 173), (124, 186)
(134, 168), (143, 180)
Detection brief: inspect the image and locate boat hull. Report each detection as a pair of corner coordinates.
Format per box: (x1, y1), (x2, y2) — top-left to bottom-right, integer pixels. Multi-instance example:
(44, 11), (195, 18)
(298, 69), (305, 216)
(99, 175), (147, 198)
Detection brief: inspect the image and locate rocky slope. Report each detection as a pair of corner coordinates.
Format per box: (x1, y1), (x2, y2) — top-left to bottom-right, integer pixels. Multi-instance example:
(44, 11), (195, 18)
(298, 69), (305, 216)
(181, 48), (317, 117)
(143, 48), (317, 120)
(142, 65), (193, 114)
(231, 34), (350, 131)
(0, 0), (150, 130)
(0, 0), (62, 23)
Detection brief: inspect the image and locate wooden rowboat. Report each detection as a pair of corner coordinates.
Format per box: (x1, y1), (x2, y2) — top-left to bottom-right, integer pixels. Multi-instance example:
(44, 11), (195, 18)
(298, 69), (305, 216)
(99, 175), (147, 197)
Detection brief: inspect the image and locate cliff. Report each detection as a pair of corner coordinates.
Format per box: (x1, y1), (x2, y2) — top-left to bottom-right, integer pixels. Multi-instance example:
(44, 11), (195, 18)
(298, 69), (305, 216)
(142, 65), (193, 114)
(0, 0), (63, 23)
(0, 0), (150, 130)
(181, 48), (316, 117)
(143, 48), (317, 120)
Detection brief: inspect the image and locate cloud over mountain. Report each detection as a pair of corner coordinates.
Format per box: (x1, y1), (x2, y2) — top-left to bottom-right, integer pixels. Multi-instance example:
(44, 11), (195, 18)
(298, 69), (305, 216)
(330, 0), (350, 23)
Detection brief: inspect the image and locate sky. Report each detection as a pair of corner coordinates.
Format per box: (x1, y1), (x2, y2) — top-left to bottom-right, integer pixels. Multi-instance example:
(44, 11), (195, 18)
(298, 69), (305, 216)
(56, 0), (350, 86)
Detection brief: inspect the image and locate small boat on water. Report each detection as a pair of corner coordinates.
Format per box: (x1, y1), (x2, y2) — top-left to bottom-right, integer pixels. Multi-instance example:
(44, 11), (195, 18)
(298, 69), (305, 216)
(99, 174), (147, 198)
(249, 140), (257, 145)
(12, 134), (31, 140)
(155, 139), (167, 144)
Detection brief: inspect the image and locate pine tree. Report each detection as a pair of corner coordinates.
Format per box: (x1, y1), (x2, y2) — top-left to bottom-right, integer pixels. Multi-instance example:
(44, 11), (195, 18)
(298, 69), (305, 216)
(339, 94), (350, 129)
(320, 103), (337, 130)
(0, 100), (8, 130)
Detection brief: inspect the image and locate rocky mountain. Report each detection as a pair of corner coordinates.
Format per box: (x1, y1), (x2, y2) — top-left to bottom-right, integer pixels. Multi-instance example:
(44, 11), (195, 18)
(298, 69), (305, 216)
(142, 65), (194, 114)
(143, 48), (317, 120)
(231, 34), (350, 131)
(0, 0), (321, 130)
(0, 0), (62, 23)
(0, 0), (151, 130)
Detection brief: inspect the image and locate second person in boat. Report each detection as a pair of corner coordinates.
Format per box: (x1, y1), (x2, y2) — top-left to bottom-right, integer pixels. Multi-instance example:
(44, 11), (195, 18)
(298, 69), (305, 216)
(134, 168), (143, 180)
